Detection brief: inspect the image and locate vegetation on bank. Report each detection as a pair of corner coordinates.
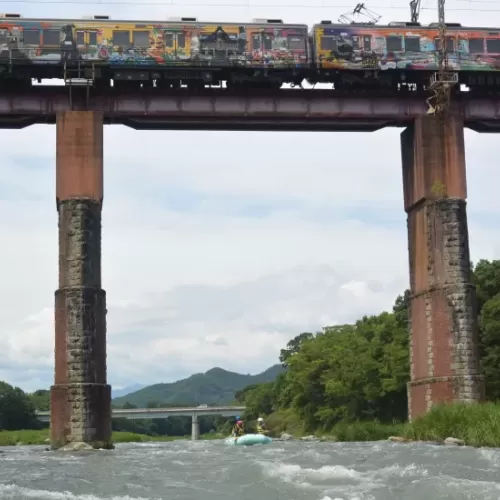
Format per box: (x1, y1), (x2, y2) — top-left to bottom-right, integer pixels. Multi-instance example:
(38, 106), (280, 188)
(403, 402), (500, 447)
(0, 429), (224, 446)
(261, 403), (500, 447)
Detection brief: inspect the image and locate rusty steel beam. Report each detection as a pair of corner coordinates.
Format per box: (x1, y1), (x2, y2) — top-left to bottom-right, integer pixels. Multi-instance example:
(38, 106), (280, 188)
(0, 87), (498, 131)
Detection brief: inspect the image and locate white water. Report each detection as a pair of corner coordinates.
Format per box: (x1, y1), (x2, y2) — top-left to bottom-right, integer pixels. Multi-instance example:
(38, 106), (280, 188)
(0, 440), (499, 499)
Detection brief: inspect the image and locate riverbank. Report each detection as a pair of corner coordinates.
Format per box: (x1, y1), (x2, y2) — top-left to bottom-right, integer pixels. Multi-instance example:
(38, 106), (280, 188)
(0, 429), (224, 446)
(266, 402), (500, 448)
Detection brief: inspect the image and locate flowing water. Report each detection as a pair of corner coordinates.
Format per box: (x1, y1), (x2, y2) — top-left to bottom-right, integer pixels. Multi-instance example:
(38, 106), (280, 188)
(0, 439), (499, 500)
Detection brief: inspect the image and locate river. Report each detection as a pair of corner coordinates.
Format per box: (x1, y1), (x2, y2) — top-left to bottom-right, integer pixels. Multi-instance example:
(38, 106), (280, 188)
(0, 439), (499, 499)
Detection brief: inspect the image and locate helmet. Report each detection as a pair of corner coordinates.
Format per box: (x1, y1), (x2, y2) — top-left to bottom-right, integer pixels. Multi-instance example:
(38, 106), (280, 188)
(257, 417), (264, 422)
(237, 420), (243, 425)
(235, 416), (240, 420)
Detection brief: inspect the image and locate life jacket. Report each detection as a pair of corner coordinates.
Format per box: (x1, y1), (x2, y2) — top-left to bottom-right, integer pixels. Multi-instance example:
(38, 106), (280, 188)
(233, 423), (245, 436)
(256, 422), (267, 434)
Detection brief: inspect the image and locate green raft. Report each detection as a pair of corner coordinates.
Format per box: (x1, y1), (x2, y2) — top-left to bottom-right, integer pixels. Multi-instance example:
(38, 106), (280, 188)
(224, 433), (272, 446)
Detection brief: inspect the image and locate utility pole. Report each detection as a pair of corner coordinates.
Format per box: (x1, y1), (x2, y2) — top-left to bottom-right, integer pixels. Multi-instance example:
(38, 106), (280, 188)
(426, 0), (458, 114)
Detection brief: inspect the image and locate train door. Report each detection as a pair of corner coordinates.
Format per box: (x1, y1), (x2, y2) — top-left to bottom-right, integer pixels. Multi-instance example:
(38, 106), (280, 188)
(164, 30), (187, 60)
(75, 29), (98, 60)
(251, 31), (272, 64)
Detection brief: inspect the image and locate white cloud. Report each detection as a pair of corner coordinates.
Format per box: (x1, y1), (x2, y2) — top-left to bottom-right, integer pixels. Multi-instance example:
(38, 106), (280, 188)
(1, 0), (500, 393)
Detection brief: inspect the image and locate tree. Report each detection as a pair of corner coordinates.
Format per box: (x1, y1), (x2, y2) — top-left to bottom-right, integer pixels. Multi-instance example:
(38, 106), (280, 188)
(479, 294), (500, 401)
(28, 389), (50, 411)
(279, 332), (314, 367)
(473, 259), (500, 313)
(0, 382), (38, 430)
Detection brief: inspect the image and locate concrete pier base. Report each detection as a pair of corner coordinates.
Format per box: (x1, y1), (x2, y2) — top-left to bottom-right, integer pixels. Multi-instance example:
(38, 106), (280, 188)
(191, 415), (200, 440)
(50, 111), (113, 450)
(401, 115), (485, 421)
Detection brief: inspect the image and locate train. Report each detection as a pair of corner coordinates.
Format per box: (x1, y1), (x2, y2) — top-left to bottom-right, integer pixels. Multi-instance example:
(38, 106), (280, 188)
(0, 14), (499, 90)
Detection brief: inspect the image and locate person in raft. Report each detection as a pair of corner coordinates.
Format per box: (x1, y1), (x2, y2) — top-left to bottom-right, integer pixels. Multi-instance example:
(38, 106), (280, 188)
(256, 417), (269, 434)
(231, 416), (245, 437)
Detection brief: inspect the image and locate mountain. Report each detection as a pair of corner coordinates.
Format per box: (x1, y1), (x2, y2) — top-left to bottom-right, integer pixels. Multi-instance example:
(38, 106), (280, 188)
(112, 364), (285, 408)
(111, 384), (146, 399)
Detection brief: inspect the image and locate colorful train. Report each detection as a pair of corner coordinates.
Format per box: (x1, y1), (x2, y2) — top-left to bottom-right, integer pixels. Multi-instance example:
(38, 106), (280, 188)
(0, 14), (500, 89)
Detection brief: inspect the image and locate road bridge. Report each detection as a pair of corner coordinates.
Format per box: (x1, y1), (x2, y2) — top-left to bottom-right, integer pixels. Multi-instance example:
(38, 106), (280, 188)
(36, 406), (245, 441)
(10, 84), (488, 449)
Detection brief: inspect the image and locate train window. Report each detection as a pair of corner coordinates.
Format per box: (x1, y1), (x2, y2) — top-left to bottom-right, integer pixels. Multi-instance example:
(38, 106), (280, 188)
(23, 30), (40, 45)
(386, 36), (402, 52)
(0, 30), (7, 44)
(404, 36), (420, 52)
(486, 39), (500, 53)
(177, 33), (185, 48)
(262, 34), (272, 50)
(252, 34), (261, 50)
(113, 30), (130, 46)
(165, 33), (173, 48)
(133, 31), (150, 48)
(434, 37), (454, 51)
(76, 31), (84, 45)
(42, 29), (60, 45)
(468, 38), (484, 53)
(287, 35), (303, 50)
(352, 35), (370, 51)
(89, 32), (97, 45)
(320, 36), (336, 50)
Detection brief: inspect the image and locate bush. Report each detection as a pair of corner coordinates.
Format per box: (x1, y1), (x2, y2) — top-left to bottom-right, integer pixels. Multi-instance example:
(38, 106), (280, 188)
(403, 402), (500, 447)
(331, 421), (407, 442)
(266, 408), (305, 436)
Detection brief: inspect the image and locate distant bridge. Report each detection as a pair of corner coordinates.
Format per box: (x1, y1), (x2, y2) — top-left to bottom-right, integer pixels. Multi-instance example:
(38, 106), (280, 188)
(36, 406), (246, 440)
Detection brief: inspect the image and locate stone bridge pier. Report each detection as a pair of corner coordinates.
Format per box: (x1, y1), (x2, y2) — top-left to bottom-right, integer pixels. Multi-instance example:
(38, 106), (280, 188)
(401, 115), (485, 421)
(191, 415), (200, 440)
(50, 111), (113, 450)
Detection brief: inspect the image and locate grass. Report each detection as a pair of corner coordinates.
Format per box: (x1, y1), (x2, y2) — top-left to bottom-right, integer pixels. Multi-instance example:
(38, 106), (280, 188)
(0, 429), (225, 446)
(265, 403), (500, 447)
(402, 402), (500, 447)
(329, 421), (408, 442)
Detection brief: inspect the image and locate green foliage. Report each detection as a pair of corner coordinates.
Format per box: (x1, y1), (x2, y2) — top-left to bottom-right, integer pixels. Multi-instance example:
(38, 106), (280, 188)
(279, 332), (314, 367)
(331, 421), (407, 442)
(28, 390), (50, 411)
(403, 403), (500, 447)
(0, 429), (216, 446)
(474, 259), (500, 401)
(112, 365), (284, 408)
(479, 295), (500, 400)
(0, 382), (39, 431)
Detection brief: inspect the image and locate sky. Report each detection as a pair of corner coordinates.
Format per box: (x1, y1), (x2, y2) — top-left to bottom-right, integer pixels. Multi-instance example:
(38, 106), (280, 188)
(1, 0), (500, 393)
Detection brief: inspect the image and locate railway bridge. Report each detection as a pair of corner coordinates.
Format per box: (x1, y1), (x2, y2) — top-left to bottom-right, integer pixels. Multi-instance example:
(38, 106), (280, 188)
(8, 85), (494, 449)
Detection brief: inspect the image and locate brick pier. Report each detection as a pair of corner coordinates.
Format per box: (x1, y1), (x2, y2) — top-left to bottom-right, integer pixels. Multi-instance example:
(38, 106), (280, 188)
(401, 115), (485, 421)
(50, 111), (113, 449)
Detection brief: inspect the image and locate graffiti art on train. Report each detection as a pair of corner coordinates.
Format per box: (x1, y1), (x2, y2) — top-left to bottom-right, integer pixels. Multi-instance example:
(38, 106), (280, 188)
(1, 18), (500, 73)
(0, 21), (308, 67)
(314, 25), (500, 71)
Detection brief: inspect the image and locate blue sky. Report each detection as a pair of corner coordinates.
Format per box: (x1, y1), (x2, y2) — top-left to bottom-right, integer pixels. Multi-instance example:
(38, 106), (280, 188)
(1, 0), (500, 392)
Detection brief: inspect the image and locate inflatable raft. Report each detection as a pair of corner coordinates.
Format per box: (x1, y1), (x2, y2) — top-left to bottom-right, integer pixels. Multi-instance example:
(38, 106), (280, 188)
(224, 433), (272, 446)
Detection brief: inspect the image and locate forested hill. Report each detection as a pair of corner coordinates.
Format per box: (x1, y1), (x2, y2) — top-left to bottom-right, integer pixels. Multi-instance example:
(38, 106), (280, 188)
(112, 364), (285, 408)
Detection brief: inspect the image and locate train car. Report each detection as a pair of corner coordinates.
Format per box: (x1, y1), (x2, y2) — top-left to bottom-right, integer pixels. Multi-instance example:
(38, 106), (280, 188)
(308, 20), (500, 90)
(0, 14), (309, 88)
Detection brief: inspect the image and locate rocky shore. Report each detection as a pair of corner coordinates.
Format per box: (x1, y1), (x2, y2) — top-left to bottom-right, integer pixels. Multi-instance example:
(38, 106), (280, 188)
(273, 432), (466, 446)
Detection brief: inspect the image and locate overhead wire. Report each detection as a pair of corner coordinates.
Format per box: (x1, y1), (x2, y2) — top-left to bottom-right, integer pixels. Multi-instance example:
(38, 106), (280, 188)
(0, 0), (498, 9)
